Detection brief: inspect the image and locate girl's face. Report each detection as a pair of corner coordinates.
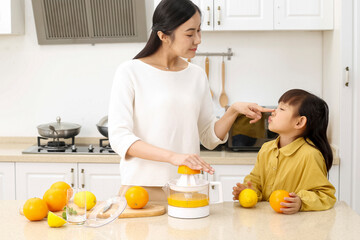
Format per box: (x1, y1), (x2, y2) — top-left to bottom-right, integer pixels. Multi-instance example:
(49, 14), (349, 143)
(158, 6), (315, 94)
(166, 11), (201, 58)
(268, 102), (301, 134)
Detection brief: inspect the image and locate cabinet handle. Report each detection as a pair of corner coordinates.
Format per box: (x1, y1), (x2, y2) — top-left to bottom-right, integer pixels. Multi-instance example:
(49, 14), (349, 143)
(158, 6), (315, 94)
(217, 6), (221, 25)
(207, 6), (211, 25)
(80, 169), (85, 188)
(345, 67), (350, 87)
(70, 168), (74, 187)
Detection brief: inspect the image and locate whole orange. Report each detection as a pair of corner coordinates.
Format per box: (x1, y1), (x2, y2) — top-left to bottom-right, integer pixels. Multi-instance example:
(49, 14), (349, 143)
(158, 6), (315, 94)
(43, 188), (67, 212)
(125, 186), (149, 209)
(269, 190), (290, 213)
(50, 181), (73, 200)
(23, 197), (48, 221)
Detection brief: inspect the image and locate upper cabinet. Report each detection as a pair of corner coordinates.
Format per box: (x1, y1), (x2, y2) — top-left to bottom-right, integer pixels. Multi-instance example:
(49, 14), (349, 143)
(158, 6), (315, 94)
(153, 0), (333, 31)
(274, 0), (333, 30)
(0, 0), (24, 34)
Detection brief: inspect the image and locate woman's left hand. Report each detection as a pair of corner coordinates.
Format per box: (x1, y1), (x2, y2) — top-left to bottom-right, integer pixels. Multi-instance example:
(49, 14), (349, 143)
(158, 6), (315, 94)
(280, 192), (302, 214)
(231, 102), (274, 124)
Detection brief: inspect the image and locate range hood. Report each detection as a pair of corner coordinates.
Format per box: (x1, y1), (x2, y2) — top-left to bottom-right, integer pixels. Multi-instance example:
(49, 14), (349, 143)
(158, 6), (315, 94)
(31, 0), (147, 45)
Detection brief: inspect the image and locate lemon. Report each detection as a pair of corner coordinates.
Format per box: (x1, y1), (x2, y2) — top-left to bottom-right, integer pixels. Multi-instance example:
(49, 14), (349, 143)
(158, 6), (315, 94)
(47, 211), (67, 228)
(239, 189), (258, 208)
(74, 191), (97, 210)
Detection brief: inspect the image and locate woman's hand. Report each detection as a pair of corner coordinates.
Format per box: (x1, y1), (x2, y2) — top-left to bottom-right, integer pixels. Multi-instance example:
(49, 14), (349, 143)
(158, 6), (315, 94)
(169, 153), (215, 175)
(231, 102), (274, 124)
(280, 192), (302, 214)
(232, 181), (253, 200)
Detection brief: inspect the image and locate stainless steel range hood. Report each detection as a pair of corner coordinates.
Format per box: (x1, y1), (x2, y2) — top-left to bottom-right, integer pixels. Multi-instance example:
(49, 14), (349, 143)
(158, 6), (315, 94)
(31, 0), (147, 45)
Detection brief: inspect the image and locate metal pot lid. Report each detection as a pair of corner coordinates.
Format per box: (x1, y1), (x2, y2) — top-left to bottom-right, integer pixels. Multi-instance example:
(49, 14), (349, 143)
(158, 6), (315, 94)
(96, 116), (108, 127)
(84, 196), (127, 228)
(37, 116), (81, 131)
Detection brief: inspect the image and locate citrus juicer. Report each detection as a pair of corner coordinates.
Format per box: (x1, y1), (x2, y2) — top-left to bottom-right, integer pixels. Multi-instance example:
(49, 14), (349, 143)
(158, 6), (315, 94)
(164, 166), (223, 219)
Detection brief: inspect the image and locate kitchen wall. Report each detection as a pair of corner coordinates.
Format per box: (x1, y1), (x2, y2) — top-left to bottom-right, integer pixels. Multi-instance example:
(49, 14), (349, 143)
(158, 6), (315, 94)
(0, 0), (323, 138)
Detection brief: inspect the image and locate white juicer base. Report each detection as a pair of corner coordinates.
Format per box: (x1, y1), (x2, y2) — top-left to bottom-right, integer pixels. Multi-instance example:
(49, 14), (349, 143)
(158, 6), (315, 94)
(168, 205), (209, 219)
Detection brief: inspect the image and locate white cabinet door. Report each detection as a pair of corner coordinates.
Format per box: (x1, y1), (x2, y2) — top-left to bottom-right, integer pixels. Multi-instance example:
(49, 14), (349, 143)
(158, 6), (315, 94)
(0, 162), (15, 200)
(0, 0), (24, 34)
(214, 0), (273, 30)
(274, 0), (333, 30)
(15, 163), (76, 200)
(209, 165), (253, 202)
(78, 163), (121, 201)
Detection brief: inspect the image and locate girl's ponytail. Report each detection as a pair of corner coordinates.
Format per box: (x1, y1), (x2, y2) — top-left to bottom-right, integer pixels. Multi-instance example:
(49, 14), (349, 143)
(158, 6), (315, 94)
(300, 95), (333, 172)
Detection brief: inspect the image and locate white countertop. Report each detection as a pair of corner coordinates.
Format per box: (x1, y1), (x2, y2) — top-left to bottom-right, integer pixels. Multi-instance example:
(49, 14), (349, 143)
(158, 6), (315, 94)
(0, 137), (339, 165)
(0, 201), (358, 240)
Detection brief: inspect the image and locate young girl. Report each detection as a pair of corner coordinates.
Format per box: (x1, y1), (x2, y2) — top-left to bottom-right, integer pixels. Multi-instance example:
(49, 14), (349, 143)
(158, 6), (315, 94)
(232, 89), (336, 214)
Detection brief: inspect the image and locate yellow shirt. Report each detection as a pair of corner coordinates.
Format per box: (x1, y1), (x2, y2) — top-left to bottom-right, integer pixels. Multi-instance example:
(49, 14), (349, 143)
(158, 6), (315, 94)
(244, 137), (336, 211)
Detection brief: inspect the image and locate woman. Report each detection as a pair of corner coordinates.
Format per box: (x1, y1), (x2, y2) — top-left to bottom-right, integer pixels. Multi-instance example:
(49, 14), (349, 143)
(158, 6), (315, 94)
(109, 0), (273, 200)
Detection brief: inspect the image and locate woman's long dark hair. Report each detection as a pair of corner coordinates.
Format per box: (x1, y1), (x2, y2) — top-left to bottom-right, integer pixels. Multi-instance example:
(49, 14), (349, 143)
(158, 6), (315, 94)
(279, 89), (333, 172)
(134, 0), (201, 59)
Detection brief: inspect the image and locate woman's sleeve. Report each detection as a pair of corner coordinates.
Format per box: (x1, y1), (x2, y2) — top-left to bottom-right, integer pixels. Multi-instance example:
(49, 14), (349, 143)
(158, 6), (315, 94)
(198, 73), (228, 150)
(296, 153), (336, 211)
(244, 152), (263, 201)
(108, 65), (140, 160)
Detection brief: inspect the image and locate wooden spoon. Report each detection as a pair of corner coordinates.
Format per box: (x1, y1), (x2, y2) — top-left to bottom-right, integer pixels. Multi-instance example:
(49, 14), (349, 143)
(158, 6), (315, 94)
(205, 57), (213, 97)
(219, 58), (229, 107)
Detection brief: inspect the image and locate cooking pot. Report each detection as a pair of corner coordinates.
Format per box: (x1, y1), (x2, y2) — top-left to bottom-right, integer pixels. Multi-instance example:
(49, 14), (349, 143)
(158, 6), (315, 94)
(37, 116), (81, 138)
(96, 116), (108, 138)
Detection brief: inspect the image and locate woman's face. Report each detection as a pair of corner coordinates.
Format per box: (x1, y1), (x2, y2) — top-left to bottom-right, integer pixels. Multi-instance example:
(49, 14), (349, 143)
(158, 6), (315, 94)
(268, 102), (300, 134)
(167, 11), (201, 58)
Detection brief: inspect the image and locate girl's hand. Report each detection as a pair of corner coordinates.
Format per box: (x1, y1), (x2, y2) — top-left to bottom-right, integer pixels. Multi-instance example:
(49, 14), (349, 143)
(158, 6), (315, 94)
(280, 192), (302, 214)
(231, 102), (275, 124)
(169, 153), (215, 175)
(232, 182), (253, 200)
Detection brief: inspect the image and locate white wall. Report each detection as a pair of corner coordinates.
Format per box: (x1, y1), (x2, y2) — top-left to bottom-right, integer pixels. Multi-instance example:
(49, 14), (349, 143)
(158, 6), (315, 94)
(0, 0), (323, 138)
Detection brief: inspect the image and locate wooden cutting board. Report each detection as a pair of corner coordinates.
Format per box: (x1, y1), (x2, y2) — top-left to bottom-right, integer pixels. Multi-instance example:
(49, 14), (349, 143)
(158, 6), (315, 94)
(20, 203), (166, 219)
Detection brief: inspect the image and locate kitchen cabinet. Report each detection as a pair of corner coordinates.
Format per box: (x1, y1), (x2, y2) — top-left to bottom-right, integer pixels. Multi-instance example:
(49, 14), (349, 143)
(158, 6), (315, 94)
(274, 0), (333, 30)
(77, 163), (122, 201)
(0, 162), (15, 200)
(154, 0), (333, 31)
(207, 164), (340, 202)
(207, 165), (254, 202)
(0, 0), (24, 34)
(15, 163), (121, 200)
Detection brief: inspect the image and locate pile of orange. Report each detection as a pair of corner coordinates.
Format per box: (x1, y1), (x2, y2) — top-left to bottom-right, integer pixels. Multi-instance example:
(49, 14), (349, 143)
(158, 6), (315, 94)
(125, 186), (149, 209)
(23, 181), (72, 221)
(269, 190), (290, 213)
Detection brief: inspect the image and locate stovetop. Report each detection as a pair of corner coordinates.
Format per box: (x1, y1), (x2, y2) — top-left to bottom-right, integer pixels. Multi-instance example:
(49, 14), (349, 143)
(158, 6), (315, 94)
(22, 145), (116, 155)
(22, 136), (116, 155)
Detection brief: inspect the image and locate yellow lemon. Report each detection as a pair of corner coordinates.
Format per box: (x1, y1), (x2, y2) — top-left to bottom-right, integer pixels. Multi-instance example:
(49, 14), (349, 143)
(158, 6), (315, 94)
(74, 191), (97, 210)
(239, 189), (258, 208)
(47, 211), (67, 228)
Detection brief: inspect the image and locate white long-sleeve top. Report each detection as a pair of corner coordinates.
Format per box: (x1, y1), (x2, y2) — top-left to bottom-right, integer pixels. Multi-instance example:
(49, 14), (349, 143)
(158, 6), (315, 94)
(108, 59), (227, 186)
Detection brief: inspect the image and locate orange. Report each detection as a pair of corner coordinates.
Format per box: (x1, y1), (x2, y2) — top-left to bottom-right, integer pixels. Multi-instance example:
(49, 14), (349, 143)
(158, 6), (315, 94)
(125, 186), (149, 209)
(23, 197), (48, 221)
(43, 188), (68, 212)
(50, 181), (73, 200)
(269, 190), (290, 213)
(177, 165), (200, 175)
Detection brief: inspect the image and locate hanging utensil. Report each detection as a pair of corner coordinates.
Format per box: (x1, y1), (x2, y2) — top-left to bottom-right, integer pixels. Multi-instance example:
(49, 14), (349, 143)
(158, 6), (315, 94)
(205, 56), (213, 97)
(219, 57), (229, 108)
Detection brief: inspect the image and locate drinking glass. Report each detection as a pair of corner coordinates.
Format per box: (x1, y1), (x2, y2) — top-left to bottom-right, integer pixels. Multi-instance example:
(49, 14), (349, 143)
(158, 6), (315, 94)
(66, 188), (86, 224)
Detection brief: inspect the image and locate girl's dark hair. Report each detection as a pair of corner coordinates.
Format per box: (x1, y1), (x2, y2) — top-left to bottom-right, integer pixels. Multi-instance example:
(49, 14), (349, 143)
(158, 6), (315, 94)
(279, 89), (333, 172)
(134, 0), (201, 59)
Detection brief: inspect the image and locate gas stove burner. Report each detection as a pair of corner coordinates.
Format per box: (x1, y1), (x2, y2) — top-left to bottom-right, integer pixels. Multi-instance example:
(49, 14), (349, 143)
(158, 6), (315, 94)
(37, 136), (74, 152)
(47, 141), (66, 147)
(99, 138), (115, 153)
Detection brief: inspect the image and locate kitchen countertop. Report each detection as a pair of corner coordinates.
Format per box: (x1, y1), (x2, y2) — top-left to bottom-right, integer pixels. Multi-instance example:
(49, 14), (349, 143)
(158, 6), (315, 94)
(0, 200), (358, 240)
(0, 137), (339, 165)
